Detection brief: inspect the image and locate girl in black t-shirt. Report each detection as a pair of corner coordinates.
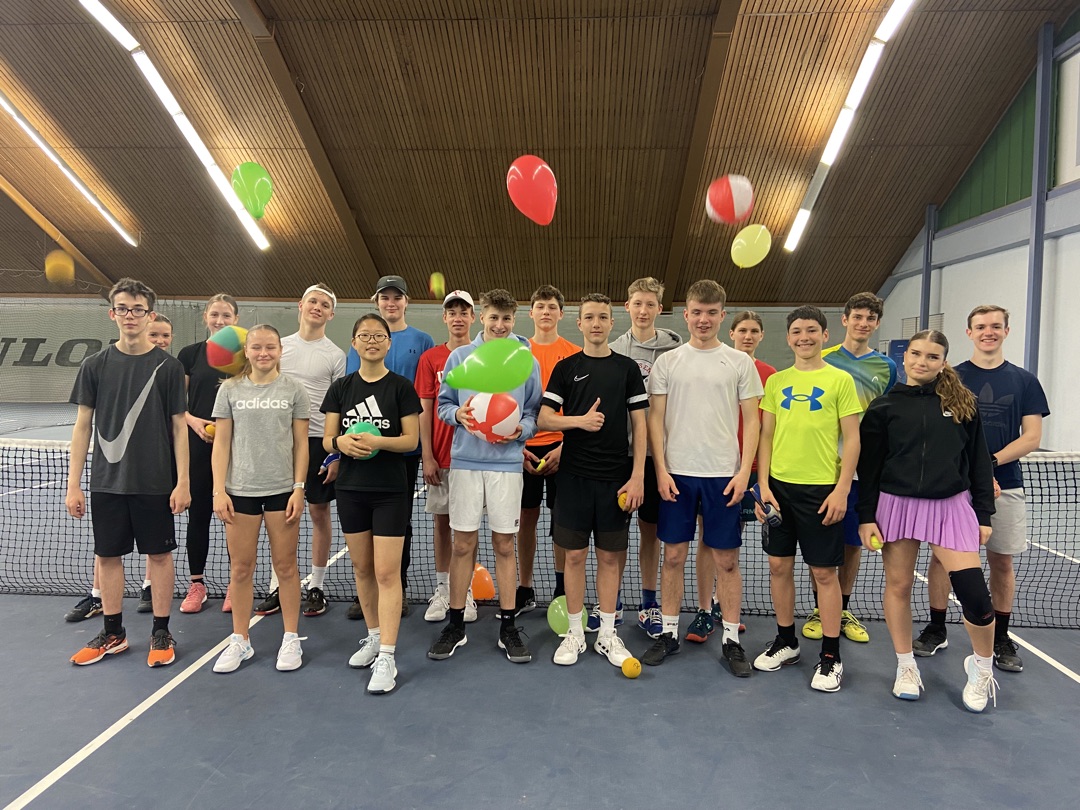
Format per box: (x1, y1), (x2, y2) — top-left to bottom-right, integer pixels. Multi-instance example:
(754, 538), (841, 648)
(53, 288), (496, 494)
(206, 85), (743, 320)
(322, 314), (420, 694)
(176, 293), (239, 614)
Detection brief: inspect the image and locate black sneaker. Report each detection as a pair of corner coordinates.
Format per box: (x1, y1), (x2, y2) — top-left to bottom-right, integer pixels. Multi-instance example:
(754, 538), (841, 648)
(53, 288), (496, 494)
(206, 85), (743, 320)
(498, 625), (532, 663)
(254, 589), (281, 616)
(65, 595), (102, 623)
(302, 587), (328, 617)
(912, 623), (948, 657)
(137, 586), (153, 614)
(428, 623), (468, 660)
(993, 637), (1023, 672)
(514, 586), (536, 617)
(722, 640), (752, 678)
(642, 632), (680, 666)
(347, 596), (365, 621)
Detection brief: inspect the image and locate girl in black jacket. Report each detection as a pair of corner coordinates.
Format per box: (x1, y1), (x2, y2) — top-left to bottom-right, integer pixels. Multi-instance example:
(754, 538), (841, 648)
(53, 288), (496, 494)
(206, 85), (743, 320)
(857, 330), (998, 713)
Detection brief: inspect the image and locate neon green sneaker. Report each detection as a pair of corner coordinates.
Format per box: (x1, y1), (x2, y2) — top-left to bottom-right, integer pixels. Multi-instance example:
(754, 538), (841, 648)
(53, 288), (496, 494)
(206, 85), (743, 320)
(841, 610), (870, 643)
(801, 608), (823, 640)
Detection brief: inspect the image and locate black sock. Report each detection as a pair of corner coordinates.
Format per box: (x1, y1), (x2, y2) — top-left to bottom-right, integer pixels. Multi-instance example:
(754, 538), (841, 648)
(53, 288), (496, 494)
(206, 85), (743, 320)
(517, 585), (534, 600)
(929, 607), (948, 629)
(554, 571), (565, 596)
(104, 613), (123, 636)
(499, 611), (516, 631)
(995, 611), (1010, 640)
(821, 634), (841, 660)
(813, 590), (819, 609)
(842, 593), (851, 611)
(777, 622), (798, 647)
(447, 607), (465, 628)
(152, 615), (170, 634)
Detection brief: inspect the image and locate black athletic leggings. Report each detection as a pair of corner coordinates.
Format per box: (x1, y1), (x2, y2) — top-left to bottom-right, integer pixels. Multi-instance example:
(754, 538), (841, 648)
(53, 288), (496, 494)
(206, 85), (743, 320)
(400, 455), (421, 589)
(186, 432), (214, 578)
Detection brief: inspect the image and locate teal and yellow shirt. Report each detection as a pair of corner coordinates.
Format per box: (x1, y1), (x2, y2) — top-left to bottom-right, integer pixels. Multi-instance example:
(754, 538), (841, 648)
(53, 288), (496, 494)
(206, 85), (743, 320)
(822, 345), (897, 413)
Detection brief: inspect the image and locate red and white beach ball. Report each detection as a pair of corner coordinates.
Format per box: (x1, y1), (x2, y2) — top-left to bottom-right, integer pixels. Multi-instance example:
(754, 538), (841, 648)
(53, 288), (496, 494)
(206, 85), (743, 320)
(466, 392), (521, 443)
(705, 175), (754, 225)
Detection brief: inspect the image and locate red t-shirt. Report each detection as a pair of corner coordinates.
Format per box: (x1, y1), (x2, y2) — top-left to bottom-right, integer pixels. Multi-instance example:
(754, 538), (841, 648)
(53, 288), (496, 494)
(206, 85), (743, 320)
(738, 358), (777, 470)
(415, 343), (454, 469)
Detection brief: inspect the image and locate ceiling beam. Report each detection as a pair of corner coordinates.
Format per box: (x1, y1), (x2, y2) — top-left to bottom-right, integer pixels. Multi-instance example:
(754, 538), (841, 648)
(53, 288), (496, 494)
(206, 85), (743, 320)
(0, 170), (114, 292)
(228, 0), (380, 287)
(663, 0), (741, 297)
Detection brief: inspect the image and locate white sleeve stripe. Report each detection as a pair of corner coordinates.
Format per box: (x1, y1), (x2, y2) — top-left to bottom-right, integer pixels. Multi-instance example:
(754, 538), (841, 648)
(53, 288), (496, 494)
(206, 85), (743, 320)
(627, 393), (649, 405)
(544, 392), (565, 405)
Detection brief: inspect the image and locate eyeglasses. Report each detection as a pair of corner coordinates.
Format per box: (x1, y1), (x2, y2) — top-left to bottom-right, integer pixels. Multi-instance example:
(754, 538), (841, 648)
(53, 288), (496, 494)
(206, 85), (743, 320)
(354, 333), (389, 343)
(112, 306), (150, 318)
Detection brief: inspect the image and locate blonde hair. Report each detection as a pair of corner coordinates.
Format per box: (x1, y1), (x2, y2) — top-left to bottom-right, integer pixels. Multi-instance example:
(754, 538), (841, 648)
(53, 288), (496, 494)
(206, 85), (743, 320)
(627, 277), (665, 302)
(204, 293), (238, 316)
(910, 330), (976, 423)
(685, 279), (726, 307)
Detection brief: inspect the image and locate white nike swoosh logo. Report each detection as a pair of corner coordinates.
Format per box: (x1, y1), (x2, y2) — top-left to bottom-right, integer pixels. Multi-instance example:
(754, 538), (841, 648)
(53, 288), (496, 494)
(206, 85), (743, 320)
(574, 375), (589, 381)
(98, 360), (168, 464)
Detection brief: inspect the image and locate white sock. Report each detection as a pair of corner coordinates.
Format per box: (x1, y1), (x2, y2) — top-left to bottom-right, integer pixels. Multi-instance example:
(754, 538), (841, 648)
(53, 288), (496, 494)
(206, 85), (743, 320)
(379, 644), (396, 658)
(282, 631), (299, 641)
(437, 571), (450, 590)
(91, 588), (101, 598)
(599, 610), (616, 637)
(897, 651), (916, 668)
(973, 652), (993, 671)
(662, 614), (680, 638)
(722, 620), (740, 644)
(368, 629), (381, 643)
(142, 579), (151, 589)
(309, 565), (327, 589)
(269, 568), (279, 592)
(567, 612), (584, 638)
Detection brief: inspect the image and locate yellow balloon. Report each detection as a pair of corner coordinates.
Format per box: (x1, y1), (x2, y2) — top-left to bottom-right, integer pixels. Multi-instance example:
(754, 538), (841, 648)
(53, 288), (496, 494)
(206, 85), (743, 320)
(730, 225), (772, 269)
(44, 249), (75, 286)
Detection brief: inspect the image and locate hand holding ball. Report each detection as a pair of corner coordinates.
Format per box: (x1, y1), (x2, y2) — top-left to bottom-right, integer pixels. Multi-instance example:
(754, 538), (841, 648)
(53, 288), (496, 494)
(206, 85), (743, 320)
(344, 421), (382, 459)
(204, 423), (216, 439)
(618, 492), (629, 511)
(869, 535), (883, 550)
(466, 393), (521, 443)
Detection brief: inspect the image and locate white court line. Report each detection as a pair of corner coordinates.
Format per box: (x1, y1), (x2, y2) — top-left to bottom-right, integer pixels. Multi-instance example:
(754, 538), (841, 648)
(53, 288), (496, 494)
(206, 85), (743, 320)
(1030, 541), (1080, 565)
(0, 480), (61, 498)
(913, 570), (1080, 686)
(5, 543), (353, 810)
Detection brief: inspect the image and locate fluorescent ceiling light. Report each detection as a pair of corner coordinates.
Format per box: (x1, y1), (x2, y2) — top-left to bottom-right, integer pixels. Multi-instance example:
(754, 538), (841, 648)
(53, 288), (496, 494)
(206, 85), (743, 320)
(874, 0), (917, 43)
(131, 50), (182, 115)
(820, 107), (855, 167)
(845, 40), (885, 111)
(784, 209), (811, 252)
(79, 0), (140, 52)
(0, 88), (138, 246)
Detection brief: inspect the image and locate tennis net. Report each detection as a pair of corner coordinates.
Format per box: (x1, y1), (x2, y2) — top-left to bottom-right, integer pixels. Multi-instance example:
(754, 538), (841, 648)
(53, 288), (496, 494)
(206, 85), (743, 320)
(1, 438), (1077, 628)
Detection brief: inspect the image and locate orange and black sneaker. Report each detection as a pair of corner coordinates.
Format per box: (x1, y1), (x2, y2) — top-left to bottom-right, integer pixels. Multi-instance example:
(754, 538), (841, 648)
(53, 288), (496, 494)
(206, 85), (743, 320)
(147, 628), (176, 668)
(71, 629), (129, 666)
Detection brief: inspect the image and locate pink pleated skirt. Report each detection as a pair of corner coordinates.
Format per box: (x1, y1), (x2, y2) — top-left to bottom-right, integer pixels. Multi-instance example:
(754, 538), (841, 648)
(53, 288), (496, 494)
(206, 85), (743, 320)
(876, 491), (980, 553)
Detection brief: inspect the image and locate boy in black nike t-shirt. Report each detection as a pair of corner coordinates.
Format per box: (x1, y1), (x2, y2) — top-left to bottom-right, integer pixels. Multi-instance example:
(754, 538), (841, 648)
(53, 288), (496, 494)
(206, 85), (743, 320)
(67, 277), (190, 668)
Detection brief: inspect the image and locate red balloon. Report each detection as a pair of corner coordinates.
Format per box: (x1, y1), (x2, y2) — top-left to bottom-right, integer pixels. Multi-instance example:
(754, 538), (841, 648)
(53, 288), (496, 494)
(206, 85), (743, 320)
(506, 155), (557, 225)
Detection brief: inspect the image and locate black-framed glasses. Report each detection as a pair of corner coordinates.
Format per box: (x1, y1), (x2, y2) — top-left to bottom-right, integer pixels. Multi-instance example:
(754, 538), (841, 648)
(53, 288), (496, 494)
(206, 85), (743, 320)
(112, 306), (150, 318)
(354, 333), (389, 343)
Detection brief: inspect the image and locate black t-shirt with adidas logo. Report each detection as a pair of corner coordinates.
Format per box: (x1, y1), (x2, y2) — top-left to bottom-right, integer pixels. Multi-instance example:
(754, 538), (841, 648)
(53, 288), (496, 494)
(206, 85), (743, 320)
(321, 370), (421, 492)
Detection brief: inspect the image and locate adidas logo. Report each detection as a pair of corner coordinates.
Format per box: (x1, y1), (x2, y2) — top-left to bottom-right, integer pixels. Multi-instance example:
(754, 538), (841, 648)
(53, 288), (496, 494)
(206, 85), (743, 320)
(343, 395), (391, 430)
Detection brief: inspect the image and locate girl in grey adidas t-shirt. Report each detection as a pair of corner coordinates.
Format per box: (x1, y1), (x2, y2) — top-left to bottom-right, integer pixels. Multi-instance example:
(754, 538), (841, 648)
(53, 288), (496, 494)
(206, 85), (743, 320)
(210, 325), (310, 674)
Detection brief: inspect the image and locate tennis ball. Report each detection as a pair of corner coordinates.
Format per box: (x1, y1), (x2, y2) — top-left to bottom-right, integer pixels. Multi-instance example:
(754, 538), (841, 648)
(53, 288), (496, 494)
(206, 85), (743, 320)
(621, 657), (641, 679)
(429, 272), (446, 298)
(617, 492), (628, 511)
(869, 535), (883, 550)
(204, 423), (216, 438)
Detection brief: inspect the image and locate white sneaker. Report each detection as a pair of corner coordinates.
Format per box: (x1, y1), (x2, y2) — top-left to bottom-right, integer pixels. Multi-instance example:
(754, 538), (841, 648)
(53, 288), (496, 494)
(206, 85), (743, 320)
(213, 634), (253, 673)
(553, 633), (586, 666)
(893, 663), (923, 700)
(367, 655), (398, 693)
(811, 657), (844, 692)
(464, 588), (478, 623)
(753, 636), (801, 671)
(594, 633), (631, 666)
(276, 633), (306, 671)
(425, 586), (450, 622)
(962, 655), (998, 712)
(349, 634), (380, 669)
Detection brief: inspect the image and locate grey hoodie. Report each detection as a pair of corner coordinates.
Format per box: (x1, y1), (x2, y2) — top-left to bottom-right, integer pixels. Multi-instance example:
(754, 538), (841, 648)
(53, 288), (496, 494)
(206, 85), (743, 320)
(610, 327), (682, 455)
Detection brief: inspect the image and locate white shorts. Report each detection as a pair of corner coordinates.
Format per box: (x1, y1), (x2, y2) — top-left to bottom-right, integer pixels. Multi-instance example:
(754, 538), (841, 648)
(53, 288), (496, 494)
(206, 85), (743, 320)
(424, 469), (451, 515)
(449, 469), (523, 534)
(986, 488), (1028, 555)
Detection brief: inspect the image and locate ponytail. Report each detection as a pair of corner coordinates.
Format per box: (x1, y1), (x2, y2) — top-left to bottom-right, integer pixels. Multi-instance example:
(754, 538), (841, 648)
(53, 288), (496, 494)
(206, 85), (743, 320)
(936, 363), (976, 423)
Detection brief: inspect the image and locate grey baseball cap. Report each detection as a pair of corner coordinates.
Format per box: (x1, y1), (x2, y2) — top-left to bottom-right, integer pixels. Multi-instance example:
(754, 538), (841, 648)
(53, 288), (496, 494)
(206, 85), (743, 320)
(374, 274), (408, 296)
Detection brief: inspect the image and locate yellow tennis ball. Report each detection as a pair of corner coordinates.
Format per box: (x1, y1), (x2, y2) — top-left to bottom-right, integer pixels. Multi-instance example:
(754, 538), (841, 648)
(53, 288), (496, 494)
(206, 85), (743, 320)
(429, 272), (446, 298)
(621, 657), (641, 678)
(617, 492), (628, 511)
(869, 535), (883, 550)
(205, 423), (216, 438)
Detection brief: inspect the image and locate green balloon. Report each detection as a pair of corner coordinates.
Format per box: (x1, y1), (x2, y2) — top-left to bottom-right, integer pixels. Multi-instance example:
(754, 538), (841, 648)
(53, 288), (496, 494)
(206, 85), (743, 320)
(231, 162), (274, 219)
(445, 338), (534, 393)
(344, 420), (381, 459)
(546, 595), (588, 636)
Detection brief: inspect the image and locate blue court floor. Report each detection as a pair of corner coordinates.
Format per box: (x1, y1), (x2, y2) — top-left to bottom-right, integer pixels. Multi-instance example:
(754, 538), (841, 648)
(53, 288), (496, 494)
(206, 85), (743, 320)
(2, 594), (1077, 809)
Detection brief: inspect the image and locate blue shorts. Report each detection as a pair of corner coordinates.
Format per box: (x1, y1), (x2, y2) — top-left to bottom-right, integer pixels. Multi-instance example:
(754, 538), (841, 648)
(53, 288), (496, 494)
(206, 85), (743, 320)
(843, 482), (861, 547)
(657, 475), (741, 550)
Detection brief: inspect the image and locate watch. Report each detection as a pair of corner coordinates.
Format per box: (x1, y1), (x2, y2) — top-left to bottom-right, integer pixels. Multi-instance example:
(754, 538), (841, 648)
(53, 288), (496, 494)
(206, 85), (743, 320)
(991, 456), (999, 468)
(332, 435), (339, 451)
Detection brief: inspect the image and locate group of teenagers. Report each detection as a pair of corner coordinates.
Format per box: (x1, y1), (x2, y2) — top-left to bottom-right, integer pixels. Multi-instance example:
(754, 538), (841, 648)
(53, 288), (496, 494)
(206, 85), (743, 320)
(63, 272), (1048, 710)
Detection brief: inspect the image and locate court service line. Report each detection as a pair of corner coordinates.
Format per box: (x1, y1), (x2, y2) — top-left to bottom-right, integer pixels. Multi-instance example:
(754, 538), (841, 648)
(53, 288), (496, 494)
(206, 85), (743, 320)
(912, 570), (1080, 686)
(1029, 541), (1080, 565)
(5, 543), (354, 810)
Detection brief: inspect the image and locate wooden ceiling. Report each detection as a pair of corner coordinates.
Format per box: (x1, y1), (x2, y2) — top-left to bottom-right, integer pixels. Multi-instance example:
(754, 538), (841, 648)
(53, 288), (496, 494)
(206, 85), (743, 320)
(0, 0), (1074, 304)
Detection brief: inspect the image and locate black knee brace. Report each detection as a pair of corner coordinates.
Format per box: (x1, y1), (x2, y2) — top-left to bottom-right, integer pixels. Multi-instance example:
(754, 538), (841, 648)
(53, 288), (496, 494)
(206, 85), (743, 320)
(949, 567), (994, 626)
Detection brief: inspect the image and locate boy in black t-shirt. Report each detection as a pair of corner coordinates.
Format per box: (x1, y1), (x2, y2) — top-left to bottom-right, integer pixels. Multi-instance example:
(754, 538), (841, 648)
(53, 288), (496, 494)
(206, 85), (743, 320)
(67, 278), (190, 668)
(538, 294), (648, 667)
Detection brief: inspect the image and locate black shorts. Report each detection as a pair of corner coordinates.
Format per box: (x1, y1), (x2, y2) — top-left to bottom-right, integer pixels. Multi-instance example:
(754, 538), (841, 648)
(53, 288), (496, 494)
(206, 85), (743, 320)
(230, 491), (292, 515)
(521, 442), (560, 509)
(305, 437), (336, 505)
(90, 492), (177, 558)
(763, 478), (845, 568)
(337, 488), (411, 537)
(552, 472), (631, 552)
(637, 461), (661, 524)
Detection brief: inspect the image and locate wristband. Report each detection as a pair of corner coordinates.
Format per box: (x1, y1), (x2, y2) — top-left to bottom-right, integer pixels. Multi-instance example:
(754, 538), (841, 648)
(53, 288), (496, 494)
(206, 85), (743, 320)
(292, 482), (305, 490)
(332, 435), (339, 451)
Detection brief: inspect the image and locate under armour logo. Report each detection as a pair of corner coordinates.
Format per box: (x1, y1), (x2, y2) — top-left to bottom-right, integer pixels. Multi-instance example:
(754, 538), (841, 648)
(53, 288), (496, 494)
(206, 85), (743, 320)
(781, 386), (825, 411)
